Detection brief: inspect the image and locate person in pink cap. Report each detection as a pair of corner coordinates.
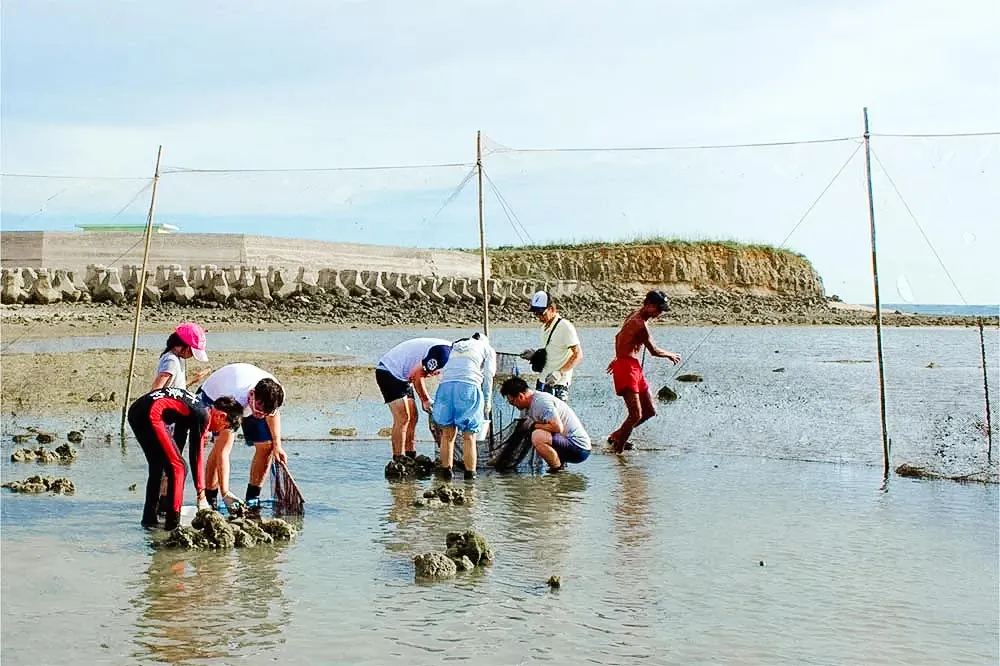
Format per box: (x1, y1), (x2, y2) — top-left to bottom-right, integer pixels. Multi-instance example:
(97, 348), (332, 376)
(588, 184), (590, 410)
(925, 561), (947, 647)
(151, 323), (212, 391)
(150, 322), (213, 515)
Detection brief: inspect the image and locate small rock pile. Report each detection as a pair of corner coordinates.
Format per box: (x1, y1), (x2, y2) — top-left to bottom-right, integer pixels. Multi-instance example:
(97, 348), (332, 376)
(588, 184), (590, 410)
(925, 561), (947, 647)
(10, 444), (78, 463)
(384, 454), (435, 480)
(412, 484), (470, 507)
(2, 475), (75, 494)
(412, 530), (494, 580)
(157, 509), (297, 550)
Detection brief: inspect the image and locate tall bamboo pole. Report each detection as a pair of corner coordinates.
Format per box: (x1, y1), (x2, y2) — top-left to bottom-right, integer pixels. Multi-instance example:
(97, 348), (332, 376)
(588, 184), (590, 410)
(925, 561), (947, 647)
(477, 130), (489, 337)
(120, 145), (164, 438)
(863, 109), (891, 483)
(978, 318), (993, 462)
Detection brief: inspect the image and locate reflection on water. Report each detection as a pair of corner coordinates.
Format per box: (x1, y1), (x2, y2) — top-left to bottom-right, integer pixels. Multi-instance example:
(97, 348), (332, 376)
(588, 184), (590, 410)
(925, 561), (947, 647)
(130, 544), (291, 665)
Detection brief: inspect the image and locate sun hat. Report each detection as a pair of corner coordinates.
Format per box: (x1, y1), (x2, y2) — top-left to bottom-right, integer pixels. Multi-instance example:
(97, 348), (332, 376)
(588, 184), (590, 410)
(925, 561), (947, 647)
(175, 322), (208, 362)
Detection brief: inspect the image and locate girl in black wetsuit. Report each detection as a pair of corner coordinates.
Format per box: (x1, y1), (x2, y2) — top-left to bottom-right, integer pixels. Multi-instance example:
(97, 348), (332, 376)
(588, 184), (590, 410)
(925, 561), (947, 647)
(127, 387), (242, 530)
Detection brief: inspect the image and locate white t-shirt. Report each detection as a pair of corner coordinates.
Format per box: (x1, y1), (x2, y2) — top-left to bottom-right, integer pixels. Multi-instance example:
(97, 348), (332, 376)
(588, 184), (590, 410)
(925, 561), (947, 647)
(520, 390), (591, 450)
(200, 363), (276, 416)
(439, 335), (496, 391)
(540, 317), (581, 384)
(377, 338), (451, 382)
(155, 352), (186, 389)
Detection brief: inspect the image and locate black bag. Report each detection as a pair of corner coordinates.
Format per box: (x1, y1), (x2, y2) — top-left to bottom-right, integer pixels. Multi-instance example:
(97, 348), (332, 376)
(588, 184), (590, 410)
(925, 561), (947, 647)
(529, 318), (561, 373)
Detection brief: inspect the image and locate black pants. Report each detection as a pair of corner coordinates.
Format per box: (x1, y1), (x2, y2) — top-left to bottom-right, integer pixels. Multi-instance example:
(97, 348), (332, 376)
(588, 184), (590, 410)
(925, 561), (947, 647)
(128, 403), (187, 525)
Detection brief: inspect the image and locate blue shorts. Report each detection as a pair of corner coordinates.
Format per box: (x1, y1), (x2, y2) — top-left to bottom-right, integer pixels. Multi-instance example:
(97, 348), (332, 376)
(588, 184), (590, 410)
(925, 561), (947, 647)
(550, 433), (591, 464)
(431, 382), (485, 434)
(242, 415), (273, 446)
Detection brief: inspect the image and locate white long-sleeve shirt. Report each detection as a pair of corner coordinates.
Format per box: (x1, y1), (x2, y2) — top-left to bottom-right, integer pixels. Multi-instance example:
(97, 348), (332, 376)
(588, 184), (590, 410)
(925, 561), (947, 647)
(439, 335), (496, 395)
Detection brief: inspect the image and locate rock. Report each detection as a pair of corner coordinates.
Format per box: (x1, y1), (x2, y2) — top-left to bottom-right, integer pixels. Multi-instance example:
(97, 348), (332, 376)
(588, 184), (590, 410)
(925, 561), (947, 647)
(656, 385), (678, 402)
(895, 463), (936, 479)
(36, 432), (57, 444)
(450, 555), (475, 572)
(260, 518), (297, 540)
(384, 454), (435, 480)
(772, 367), (785, 373)
(926, 362), (937, 369)
(547, 575), (561, 589)
(67, 431), (84, 443)
(329, 427), (357, 438)
(377, 427), (393, 438)
(128, 483), (138, 492)
(422, 484), (469, 505)
(413, 552), (458, 579)
(2, 475), (74, 494)
(12, 433), (33, 444)
(162, 526), (213, 549)
(87, 392), (106, 403)
(445, 530), (493, 566)
(675, 374), (703, 383)
(54, 444), (77, 461)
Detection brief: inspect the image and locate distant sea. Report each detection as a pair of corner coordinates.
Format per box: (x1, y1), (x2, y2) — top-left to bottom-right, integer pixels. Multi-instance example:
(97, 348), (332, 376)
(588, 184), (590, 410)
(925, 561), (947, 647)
(869, 303), (1000, 317)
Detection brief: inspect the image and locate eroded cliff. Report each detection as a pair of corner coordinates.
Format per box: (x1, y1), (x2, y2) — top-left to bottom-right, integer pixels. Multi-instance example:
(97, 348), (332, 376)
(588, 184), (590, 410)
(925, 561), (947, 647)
(488, 243), (825, 299)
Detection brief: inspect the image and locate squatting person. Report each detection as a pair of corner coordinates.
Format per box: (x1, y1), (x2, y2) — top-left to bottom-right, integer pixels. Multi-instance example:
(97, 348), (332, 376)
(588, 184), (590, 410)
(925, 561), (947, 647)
(500, 376), (591, 472)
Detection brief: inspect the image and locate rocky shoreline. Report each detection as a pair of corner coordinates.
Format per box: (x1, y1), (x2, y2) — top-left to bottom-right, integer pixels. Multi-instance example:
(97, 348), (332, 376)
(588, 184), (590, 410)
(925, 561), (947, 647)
(2, 285), (993, 336)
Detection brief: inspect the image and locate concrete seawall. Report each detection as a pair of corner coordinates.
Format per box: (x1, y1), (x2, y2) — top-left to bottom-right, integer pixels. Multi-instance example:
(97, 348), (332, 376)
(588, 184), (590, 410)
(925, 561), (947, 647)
(0, 232), (484, 279)
(0, 263), (590, 306)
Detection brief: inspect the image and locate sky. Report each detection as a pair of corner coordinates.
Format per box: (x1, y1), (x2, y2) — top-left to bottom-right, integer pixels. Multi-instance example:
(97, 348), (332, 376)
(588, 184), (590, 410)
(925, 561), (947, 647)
(2, 0), (998, 304)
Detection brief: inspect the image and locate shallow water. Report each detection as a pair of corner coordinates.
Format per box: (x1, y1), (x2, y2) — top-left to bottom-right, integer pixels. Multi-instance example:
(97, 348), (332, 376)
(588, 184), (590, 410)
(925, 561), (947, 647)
(2, 441), (997, 665)
(2, 325), (998, 664)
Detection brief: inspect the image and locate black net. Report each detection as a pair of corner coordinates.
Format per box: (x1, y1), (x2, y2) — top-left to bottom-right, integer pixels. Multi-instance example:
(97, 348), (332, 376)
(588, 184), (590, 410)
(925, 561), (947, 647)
(432, 351), (542, 472)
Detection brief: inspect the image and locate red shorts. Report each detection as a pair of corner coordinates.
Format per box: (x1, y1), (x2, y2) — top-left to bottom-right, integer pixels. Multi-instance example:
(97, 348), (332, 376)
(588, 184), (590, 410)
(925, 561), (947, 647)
(610, 357), (648, 396)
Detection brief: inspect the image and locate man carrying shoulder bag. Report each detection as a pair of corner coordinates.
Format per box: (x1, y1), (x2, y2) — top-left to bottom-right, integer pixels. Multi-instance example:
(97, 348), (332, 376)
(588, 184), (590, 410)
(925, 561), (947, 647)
(520, 290), (583, 402)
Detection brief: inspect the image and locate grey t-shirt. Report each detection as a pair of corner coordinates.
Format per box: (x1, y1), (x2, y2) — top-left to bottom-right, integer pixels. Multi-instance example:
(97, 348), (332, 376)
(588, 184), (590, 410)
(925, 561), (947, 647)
(155, 352), (186, 389)
(521, 390), (591, 450)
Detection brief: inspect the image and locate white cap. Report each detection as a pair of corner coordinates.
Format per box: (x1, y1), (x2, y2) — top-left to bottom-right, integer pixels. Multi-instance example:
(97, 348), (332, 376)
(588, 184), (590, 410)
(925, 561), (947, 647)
(529, 290), (551, 312)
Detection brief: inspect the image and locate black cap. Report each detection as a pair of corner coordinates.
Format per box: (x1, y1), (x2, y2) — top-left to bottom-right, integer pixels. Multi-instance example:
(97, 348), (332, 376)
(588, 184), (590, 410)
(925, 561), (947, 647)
(644, 290), (669, 312)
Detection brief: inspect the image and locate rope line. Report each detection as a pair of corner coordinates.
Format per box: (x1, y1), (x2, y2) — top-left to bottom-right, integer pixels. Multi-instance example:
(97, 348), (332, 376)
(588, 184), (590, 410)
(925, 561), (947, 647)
(1, 173), (149, 180)
(870, 149), (969, 306)
(161, 161), (473, 175)
(871, 131), (1000, 138)
(1, 180), (154, 355)
(779, 142), (864, 248)
(482, 168), (534, 245)
(420, 166), (477, 227)
(491, 136), (859, 154)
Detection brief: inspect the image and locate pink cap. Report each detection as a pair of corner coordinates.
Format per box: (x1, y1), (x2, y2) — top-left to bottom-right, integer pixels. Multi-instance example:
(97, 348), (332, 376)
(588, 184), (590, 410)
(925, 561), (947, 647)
(175, 322), (208, 362)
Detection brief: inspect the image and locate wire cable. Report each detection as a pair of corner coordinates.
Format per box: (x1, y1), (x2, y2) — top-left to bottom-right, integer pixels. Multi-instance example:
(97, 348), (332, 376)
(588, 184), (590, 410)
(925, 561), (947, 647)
(870, 148), (969, 306)
(482, 169), (534, 245)
(778, 142), (864, 248)
(162, 161), (474, 175)
(420, 166), (477, 227)
(491, 136), (859, 155)
(871, 131), (1000, 139)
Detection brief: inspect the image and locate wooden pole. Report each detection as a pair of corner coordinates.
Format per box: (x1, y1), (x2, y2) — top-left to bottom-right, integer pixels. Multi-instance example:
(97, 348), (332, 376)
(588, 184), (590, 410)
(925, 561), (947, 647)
(477, 130), (489, 338)
(978, 317), (993, 462)
(120, 145), (164, 438)
(863, 109), (891, 484)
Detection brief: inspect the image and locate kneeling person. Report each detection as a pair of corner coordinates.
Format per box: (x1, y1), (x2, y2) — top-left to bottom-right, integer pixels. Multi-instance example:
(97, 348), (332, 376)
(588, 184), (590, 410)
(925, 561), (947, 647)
(500, 376), (591, 472)
(127, 387), (243, 530)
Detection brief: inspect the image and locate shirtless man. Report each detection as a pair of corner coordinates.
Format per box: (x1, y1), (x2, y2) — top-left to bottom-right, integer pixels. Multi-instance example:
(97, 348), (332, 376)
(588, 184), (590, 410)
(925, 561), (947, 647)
(606, 290), (680, 453)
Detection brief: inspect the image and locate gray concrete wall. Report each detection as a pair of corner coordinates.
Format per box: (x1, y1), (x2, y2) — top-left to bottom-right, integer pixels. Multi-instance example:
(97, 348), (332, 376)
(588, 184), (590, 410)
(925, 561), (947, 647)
(0, 232), (486, 278)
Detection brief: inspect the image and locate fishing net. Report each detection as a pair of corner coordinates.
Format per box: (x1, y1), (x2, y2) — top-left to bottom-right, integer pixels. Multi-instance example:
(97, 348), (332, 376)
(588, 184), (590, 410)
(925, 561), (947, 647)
(269, 459), (305, 516)
(432, 351), (542, 472)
